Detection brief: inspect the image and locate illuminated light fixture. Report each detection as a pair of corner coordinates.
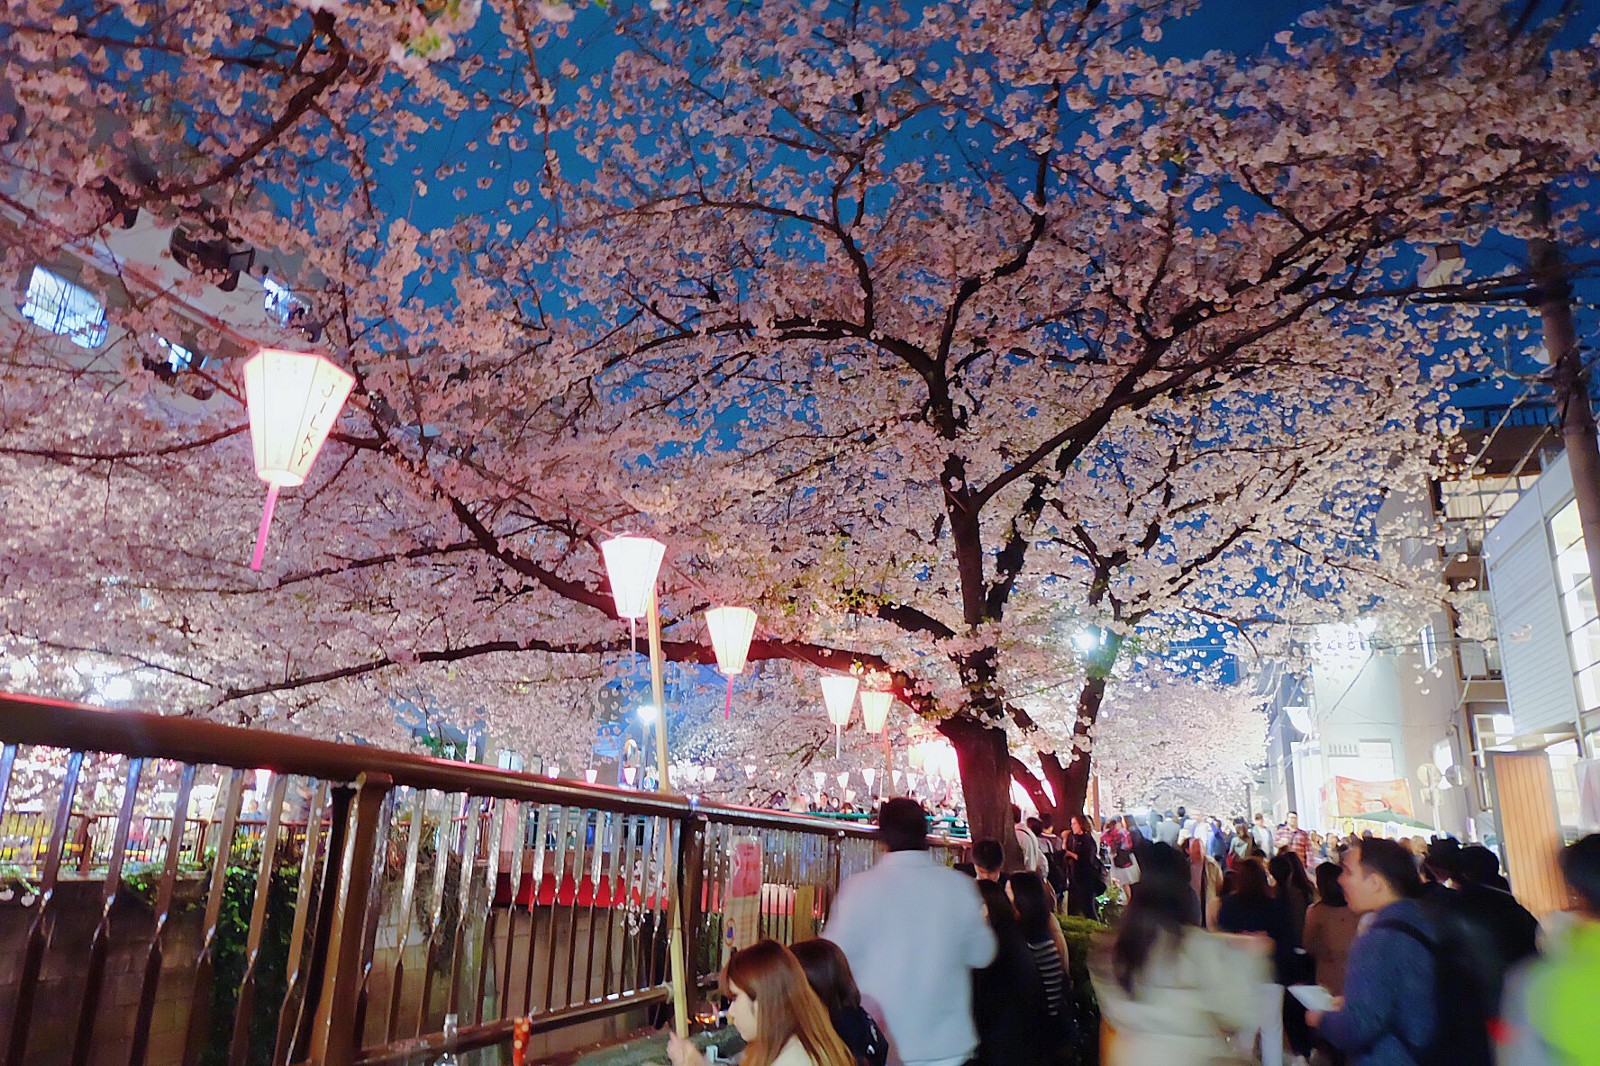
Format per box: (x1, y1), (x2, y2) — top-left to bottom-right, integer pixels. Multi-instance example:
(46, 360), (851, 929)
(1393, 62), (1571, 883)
(704, 606), (757, 718)
(601, 535), (666, 620)
(1285, 705), (1314, 735)
(862, 768), (876, 793)
(812, 771), (826, 794)
(585, 768), (598, 784)
(623, 766), (637, 786)
(820, 674), (858, 759)
(243, 348), (355, 571)
(836, 771), (850, 791)
(859, 690), (894, 734)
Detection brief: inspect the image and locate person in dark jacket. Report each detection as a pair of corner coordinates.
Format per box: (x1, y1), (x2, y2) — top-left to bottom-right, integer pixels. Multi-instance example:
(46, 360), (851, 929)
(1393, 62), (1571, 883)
(1310, 838), (1474, 1066)
(1061, 814), (1103, 919)
(1217, 859), (1290, 959)
(973, 879), (1052, 1066)
(1439, 844), (1539, 1016)
(791, 939), (888, 1066)
(1009, 871), (1077, 1061)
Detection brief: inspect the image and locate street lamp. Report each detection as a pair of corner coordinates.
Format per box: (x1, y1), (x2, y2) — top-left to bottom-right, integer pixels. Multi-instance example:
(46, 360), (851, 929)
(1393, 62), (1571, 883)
(704, 606), (757, 718)
(820, 674), (858, 759)
(242, 348), (355, 571)
(599, 532), (688, 1036)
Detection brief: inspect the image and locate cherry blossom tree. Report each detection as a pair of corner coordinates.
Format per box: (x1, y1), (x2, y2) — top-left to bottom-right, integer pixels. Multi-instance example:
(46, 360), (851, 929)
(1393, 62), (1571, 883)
(3, 0), (1600, 853)
(1057, 672), (1268, 818)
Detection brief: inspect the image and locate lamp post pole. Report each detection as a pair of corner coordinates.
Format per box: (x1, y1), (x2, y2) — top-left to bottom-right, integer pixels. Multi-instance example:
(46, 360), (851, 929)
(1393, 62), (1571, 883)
(645, 586), (690, 1037)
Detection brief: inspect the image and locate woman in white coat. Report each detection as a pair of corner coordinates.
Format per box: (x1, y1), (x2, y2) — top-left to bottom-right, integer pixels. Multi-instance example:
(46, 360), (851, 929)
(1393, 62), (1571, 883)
(1090, 844), (1268, 1066)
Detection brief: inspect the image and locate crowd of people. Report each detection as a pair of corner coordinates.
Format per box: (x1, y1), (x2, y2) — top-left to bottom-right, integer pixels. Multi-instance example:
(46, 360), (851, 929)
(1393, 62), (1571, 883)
(670, 798), (1598, 1066)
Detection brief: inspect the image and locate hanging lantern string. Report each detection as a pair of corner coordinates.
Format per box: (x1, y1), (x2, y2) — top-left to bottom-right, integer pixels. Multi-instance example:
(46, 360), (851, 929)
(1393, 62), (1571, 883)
(249, 483), (281, 572)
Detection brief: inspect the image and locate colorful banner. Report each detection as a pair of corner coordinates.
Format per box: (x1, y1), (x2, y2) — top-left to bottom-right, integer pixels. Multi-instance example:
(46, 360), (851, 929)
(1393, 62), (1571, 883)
(722, 836), (763, 964)
(1321, 775), (1417, 819)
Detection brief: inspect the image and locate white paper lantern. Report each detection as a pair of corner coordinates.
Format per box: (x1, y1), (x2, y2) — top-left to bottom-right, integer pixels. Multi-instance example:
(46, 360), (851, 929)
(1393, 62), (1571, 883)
(859, 690), (894, 734)
(242, 348), (355, 570)
(705, 605), (757, 717)
(704, 606), (757, 676)
(820, 673), (858, 759)
(600, 535), (666, 620)
(820, 674), (859, 727)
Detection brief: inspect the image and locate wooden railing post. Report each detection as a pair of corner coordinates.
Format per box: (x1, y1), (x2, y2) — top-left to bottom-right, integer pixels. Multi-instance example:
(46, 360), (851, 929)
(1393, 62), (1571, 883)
(307, 771), (392, 1066)
(677, 814), (707, 985)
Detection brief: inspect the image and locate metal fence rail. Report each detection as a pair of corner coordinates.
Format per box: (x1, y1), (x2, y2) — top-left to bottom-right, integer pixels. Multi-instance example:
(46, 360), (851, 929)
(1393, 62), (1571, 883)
(0, 693), (958, 1066)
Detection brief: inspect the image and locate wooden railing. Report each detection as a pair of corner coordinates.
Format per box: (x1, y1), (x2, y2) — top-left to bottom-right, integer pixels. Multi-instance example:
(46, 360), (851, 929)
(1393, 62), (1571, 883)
(0, 693), (959, 1066)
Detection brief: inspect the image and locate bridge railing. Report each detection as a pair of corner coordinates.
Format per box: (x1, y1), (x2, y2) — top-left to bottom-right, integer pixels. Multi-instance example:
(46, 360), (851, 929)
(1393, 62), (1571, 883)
(0, 693), (960, 1066)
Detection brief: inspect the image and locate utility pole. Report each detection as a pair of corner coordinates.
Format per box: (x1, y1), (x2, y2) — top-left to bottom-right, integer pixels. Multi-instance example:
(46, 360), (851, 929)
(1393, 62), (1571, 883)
(1531, 191), (1598, 760)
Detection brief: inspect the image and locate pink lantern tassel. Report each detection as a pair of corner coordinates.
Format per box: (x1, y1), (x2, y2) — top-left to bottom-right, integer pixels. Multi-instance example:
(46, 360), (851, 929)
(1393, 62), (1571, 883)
(249, 483), (281, 572)
(725, 675), (734, 719)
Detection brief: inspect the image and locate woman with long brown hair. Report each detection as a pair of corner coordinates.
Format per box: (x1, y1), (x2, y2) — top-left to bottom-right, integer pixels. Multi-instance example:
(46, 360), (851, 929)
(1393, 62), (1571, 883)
(669, 939), (856, 1066)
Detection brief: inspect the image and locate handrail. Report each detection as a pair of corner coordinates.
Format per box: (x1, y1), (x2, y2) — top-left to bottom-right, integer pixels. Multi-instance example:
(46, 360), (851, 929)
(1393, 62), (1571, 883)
(0, 691), (963, 1066)
(0, 692), (889, 840)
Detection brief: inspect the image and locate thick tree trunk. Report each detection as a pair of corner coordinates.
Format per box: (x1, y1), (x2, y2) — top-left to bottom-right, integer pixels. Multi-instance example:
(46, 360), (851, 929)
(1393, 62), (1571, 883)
(1049, 672), (1111, 819)
(940, 714), (1020, 869)
(1010, 756), (1057, 823)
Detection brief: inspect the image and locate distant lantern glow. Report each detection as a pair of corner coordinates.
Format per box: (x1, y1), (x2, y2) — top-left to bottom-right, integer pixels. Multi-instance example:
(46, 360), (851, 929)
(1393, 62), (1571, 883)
(836, 771), (850, 791)
(859, 690), (894, 734)
(704, 605), (758, 718)
(820, 674), (859, 759)
(863, 768), (877, 793)
(601, 535), (666, 620)
(813, 771), (826, 793)
(243, 348), (355, 571)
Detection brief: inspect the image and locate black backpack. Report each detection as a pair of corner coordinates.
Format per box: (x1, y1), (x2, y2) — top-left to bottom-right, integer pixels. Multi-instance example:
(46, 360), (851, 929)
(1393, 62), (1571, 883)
(1385, 920), (1493, 1066)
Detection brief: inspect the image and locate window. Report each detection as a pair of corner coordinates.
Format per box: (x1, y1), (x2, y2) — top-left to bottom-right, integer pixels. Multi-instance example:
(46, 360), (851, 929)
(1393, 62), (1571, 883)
(155, 336), (204, 373)
(1578, 662), (1600, 715)
(263, 276), (309, 328)
(1420, 623), (1438, 669)
(18, 266), (107, 348)
(1551, 499), (1584, 555)
(1572, 616), (1600, 674)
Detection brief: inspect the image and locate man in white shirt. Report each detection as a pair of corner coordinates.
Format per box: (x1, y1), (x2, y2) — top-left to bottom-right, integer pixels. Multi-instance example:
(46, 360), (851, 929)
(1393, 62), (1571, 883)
(1251, 812), (1276, 857)
(1012, 804), (1047, 876)
(826, 798), (997, 1066)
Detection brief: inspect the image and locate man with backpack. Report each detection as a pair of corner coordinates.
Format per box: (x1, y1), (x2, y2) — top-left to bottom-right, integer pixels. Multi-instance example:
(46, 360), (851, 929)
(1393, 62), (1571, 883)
(1308, 837), (1491, 1066)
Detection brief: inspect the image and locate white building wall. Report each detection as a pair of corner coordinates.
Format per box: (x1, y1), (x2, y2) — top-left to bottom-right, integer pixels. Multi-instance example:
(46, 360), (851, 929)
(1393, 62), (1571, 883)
(1486, 453), (1580, 736)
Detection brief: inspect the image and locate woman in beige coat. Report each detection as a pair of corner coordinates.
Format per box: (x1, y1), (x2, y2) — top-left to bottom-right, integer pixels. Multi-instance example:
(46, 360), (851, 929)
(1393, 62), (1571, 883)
(1091, 844), (1269, 1066)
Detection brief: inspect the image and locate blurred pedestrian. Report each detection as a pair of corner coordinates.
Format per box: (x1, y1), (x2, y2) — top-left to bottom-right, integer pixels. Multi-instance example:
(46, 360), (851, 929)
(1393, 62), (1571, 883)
(825, 798), (996, 1066)
(1090, 843), (1267, 1066)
